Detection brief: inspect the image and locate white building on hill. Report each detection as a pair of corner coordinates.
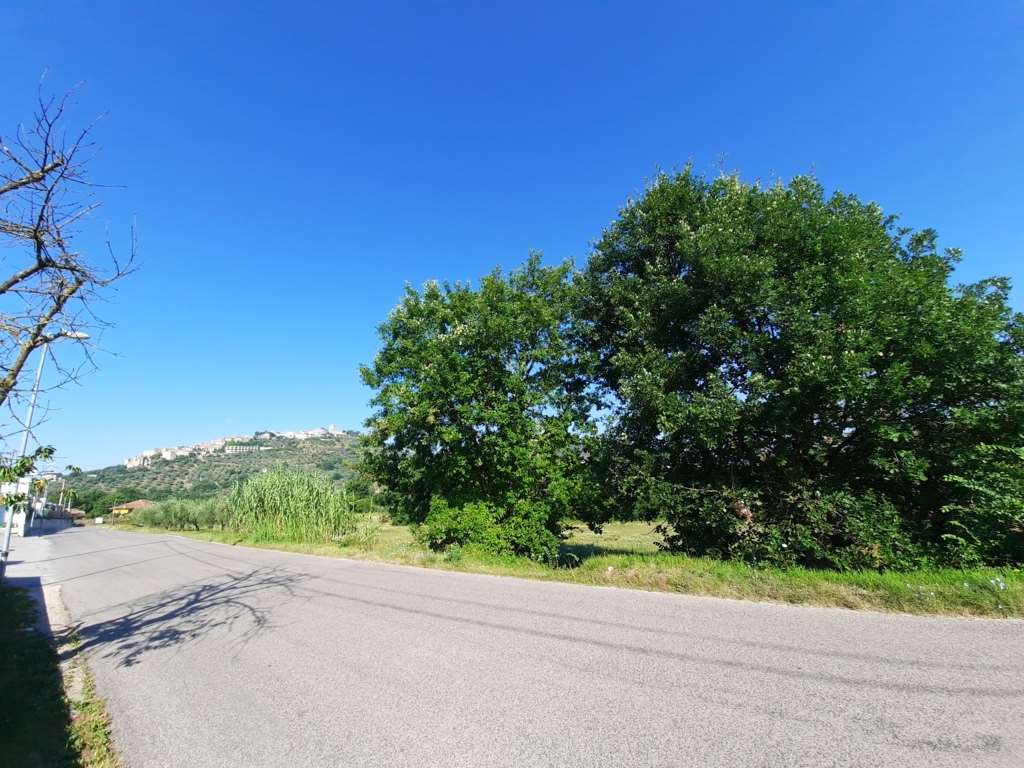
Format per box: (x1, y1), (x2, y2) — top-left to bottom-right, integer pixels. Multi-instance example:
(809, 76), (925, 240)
(224, 444), (261, 455)
(121, 425), (348, 467)
(124, 450), (158, 469)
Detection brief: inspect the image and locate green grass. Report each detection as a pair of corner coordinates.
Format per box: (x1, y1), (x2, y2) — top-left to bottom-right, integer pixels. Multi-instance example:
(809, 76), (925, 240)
(561, 520), (662, 557)
(116, 518), (1023, 617)
(68, 663), (119, 768)
(0, 586), (118, 767)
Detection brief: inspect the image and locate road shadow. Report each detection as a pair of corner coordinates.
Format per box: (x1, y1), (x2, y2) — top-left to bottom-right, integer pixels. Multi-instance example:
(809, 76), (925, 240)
(72, 567), (304, 668)
(22, 519), (77, 538)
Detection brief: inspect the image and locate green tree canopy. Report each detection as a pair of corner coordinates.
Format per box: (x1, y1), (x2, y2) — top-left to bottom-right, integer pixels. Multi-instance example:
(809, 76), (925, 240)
(360, 255), (591, 559)
(575, 170), (1024, 568)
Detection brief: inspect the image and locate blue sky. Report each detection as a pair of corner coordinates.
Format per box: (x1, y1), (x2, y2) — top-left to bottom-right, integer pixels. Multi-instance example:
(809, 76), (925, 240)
(2, 1), (1022, 470)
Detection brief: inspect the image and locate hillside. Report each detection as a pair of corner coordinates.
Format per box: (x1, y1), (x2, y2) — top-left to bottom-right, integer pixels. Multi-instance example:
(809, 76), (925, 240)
(69, 434), (362, 504)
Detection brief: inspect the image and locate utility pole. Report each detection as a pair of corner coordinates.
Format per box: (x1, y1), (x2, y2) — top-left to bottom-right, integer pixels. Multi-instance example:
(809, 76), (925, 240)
(0, 345), (47, 578)
(1, 330), (89, 579)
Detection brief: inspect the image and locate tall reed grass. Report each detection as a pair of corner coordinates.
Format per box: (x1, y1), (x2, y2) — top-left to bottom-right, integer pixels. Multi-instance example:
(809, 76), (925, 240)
(129, 469), (360, 543)
(227, 468), (358, 542)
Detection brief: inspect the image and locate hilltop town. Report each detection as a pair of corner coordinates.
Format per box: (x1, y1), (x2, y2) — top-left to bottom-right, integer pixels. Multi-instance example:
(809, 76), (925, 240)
(123, 424), (356, 468)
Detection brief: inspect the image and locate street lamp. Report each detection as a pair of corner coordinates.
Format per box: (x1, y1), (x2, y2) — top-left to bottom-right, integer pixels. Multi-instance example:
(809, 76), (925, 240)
(0, 331), (90, 578)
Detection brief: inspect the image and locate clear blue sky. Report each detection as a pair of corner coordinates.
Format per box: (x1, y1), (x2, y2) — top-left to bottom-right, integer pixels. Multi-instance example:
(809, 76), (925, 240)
(2, 1), (1021, 470)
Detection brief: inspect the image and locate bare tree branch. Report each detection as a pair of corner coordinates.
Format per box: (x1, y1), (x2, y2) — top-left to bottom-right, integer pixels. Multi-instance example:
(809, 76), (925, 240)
(0, 86), (135, 436)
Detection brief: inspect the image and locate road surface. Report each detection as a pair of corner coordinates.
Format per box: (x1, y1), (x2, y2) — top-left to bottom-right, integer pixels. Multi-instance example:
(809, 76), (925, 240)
(7, 525), (1023, 767)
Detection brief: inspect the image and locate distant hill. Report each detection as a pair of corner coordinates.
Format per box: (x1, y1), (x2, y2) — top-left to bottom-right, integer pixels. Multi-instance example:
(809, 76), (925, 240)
(69, 434), (362, 502)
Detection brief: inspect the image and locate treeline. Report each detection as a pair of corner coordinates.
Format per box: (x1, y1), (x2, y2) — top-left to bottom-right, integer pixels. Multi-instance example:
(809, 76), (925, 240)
(359, 170), (1024, 570)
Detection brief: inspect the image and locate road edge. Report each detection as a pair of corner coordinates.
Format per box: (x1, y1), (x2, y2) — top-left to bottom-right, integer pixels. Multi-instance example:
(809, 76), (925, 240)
(107, 525), (1024, 623)
(35, 583), (121, 767)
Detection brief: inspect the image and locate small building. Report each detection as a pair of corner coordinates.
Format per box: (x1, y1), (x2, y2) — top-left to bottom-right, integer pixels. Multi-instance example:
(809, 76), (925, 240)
(111, 499), (156, 516)
(224, 444), (260, 454)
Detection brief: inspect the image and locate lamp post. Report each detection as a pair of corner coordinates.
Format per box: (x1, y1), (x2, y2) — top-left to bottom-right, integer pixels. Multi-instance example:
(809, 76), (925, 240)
(0, 331), (90, 579)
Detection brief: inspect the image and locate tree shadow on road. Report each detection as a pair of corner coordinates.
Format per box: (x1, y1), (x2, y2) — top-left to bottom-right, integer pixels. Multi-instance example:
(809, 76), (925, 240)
(71, 567), (304, 668)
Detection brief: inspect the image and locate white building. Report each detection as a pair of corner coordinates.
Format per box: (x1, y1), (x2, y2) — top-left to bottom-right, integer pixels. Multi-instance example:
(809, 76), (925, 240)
(160, 446), (193, 461)
(121, 425), (349, 467)
(124, 449), (159, 469)
(224, 444), (260, 455)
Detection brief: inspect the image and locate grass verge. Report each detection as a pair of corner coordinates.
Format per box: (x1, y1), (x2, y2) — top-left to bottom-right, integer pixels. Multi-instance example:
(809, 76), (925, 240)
(67, 661), (119, 768)
(113, 519), (1023, 618)
(0, 585), (118, 767)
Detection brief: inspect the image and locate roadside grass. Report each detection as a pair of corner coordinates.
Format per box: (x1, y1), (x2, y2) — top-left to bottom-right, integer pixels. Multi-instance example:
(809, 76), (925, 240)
(113, 517), (1023, 617)
(68, 663), (119, 768)
(561, 520), (662, 558)
(0, 586), (118, 767)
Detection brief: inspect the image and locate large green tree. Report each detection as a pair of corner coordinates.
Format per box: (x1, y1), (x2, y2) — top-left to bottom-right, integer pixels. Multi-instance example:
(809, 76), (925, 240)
(360, 255), (592, 559)
(575, 170), (1024, 568)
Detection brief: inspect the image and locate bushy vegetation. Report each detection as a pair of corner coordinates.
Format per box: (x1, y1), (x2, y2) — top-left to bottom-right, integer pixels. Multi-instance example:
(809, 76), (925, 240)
(361, 170), (1024, 570)
(130, 469), (363, 544)
(132, 497), (231, 531)
(414, 497), (566, 559)
(940, 444), (1024, 566)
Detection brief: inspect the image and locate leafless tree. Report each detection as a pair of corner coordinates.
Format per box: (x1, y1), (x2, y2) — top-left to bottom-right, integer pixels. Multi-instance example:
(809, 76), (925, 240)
(0, 89), (134, 426)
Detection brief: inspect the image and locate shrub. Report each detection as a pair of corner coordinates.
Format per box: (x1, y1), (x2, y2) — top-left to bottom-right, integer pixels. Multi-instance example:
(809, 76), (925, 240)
(658, 484), (925, 570)
(417, 498), (502, 552)
(130, 505), (157, 527)
(498, 499), (560, 562)
(941, 445), (1024, 567)
(417, 497), (561, 561)
(132, 499), (201, 530)
(192, 496), (231, 530)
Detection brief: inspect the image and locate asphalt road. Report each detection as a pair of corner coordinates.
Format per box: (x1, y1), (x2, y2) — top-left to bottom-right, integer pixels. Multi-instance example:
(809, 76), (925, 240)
(7, 526), (1024, 767)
